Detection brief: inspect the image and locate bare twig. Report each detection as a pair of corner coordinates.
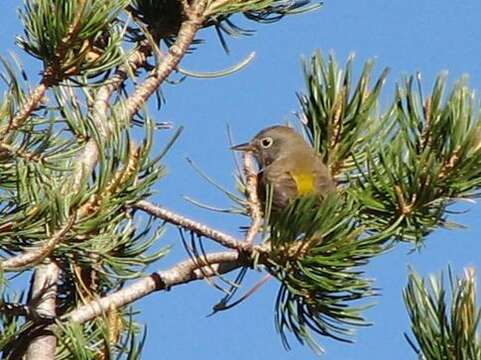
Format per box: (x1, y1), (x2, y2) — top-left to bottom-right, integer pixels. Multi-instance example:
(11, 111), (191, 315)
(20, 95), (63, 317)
(242, 153), (263, 243)
(134, 200), (249, 251)
(25, 262), (60, 360)
(65, 251), (247, 324)
(2, 215), (76, 272)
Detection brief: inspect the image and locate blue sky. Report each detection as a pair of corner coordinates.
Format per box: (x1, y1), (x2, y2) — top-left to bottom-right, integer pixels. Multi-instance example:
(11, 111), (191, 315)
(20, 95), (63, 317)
(1, 1), (481, 359)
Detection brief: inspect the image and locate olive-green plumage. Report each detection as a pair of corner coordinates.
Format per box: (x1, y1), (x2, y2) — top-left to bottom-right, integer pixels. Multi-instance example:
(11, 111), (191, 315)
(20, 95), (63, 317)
(232, 125), (335, 211)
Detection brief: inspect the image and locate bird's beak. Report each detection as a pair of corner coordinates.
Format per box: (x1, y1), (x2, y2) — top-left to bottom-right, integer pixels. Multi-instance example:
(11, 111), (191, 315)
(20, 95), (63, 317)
(230, 142), (255, 152)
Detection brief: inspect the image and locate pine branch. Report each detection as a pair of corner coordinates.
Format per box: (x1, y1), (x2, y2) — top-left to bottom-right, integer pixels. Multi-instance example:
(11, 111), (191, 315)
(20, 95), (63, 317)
(267, 195), (382, 353)
(72, 0), (206, 189)
(65, 251), (249, 324)
(90, 40), (153, 136)
(8, 0), (120, 140)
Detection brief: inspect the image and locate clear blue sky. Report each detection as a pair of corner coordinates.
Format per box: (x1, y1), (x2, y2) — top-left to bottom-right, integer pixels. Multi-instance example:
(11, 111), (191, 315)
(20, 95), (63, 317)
(1, 1), (480, 359)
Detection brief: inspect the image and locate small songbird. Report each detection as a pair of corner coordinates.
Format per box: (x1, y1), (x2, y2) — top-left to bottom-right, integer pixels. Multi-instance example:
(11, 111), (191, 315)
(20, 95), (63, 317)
(231, 125), (335, 211)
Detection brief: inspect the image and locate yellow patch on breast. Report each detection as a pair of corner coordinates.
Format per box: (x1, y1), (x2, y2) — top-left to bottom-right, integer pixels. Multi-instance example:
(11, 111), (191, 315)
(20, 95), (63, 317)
(290, 172), (315, 195)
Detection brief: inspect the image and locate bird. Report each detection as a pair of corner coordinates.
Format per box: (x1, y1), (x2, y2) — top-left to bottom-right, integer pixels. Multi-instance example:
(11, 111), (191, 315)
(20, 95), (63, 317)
(231, 125), (335, 212)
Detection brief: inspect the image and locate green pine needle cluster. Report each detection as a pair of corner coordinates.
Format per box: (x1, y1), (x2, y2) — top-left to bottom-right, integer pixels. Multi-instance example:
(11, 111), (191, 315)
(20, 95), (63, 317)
(55, 312), (146, 360)
(18, 0), (128, 80)
(253, 51), (481, 352)
(404, 267), (480, 359)
(266, 195), (382, 353)
(300, 51), (481, 244)
(299, 52), (389, 176)
(353, 75), (481, 244)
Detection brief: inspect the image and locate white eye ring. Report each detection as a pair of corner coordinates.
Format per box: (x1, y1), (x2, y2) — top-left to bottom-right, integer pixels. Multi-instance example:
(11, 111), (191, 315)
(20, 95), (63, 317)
(260, 136), (273, 148)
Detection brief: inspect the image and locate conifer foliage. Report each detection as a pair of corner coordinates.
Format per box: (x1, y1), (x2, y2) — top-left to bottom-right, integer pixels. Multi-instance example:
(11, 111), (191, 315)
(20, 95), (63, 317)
(0, 1), (479, 359)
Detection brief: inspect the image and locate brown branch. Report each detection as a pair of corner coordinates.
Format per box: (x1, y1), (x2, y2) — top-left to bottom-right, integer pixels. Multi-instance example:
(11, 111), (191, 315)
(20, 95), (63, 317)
(0, 142), (44, 163)
(0, 80), (50, 140)
(122, 0), (207, 119)
(65, 251), (247, 324)
(242, 153), (263, 244)
(3, 0), (89, 141)
(2, 215), (76, 272)
(71, 42), (153, 190)
(9, 81), (48, 130)
(134, 200), (248, 251)
(90, 41), (153, 137)
(25, 262), (60, 360)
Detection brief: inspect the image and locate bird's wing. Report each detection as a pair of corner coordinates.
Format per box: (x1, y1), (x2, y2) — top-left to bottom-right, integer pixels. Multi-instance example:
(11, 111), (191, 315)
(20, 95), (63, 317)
(263, 165), (301, 210)
(312, 160), (336, 194)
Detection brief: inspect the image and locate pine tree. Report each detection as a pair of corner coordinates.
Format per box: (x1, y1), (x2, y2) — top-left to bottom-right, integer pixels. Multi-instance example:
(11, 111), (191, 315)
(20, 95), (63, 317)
(0, 1), (479, 359)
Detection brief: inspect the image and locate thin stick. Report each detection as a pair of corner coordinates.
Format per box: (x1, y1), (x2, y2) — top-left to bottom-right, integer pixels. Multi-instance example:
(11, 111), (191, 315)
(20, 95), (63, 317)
(2, 215), (76, 272)
(0, 77), (53, 142)
(134, 200), (249, 251)
(243, 153), (263, 243)
(66, 251), (246, 324)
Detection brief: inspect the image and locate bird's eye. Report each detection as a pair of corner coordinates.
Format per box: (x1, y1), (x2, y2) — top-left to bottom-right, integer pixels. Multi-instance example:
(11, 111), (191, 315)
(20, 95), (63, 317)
(260, 137), (273, 148)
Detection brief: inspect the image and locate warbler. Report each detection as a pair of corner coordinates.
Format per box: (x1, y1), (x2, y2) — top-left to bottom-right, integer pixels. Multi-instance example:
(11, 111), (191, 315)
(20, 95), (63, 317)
(232, 125), (335, 211)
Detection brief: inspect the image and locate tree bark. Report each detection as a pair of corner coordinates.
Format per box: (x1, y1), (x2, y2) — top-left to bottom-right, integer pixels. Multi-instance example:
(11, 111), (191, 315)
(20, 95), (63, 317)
(25, 262), (60, 360)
